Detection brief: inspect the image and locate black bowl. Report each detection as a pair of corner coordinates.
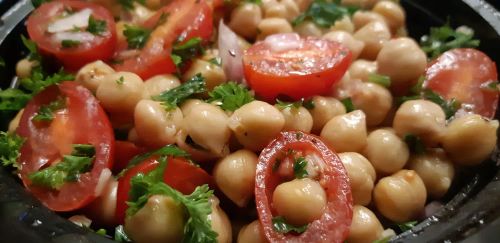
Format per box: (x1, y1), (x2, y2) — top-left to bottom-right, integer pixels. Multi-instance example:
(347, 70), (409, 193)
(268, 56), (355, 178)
(1, 0), (500, 242)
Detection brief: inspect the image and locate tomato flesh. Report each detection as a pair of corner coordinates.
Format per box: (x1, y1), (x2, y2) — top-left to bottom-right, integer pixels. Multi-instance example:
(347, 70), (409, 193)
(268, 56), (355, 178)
(112, 141), (145, 174)
(115, 156), (212, 223)
(243, 36), (352, 101)
(255, 131), (353, 243)
(113, 0), (213, 80)
(17, 82), (115, 212)
(425, 48), (499, 118)
(27, 0), (117, 71)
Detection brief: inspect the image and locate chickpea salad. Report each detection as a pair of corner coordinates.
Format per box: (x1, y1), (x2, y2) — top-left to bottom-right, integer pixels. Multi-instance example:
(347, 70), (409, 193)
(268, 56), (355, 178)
(0, 0), (499, 242)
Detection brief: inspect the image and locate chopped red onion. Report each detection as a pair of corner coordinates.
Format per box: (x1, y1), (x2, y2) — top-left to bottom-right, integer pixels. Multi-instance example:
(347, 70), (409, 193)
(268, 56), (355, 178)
(218, 20), (244, 83)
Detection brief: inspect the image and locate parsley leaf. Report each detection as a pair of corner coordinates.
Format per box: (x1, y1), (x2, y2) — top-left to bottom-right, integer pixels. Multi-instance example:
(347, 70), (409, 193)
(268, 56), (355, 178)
(171, 37), (205, 68)
(0, 57), (5, 67)
(116, 76), (125, 85)
(293, 0), (358, 28)
(373, 236), (392, 243)
(207, 82), (254, 111)
(31, 0), (51, 9)
(126, 156), (218, 243)
(244, 0), (262, 4)
(152, 74), (207, 110)
(272, 216), (308, 234)
(0, 132), (25, 169)
(293, 157), (309, 179)
(420, 23), (479, 59)
(87, 16), (107, 36)
(61, 39), (81, 48)
(0, 89), (32, 111)
(118, 0), (145, 10)
(422, 89), (460, 119)
(21, 68), (75, 94)
(28, 144), (95, 190)
(404, 134), (426, 154)
(482, 81), (499, 92)
(368, 73), (391, 88)
(32, 98), (65, 122)
(123, 25), (151, 49)
(207, 57), (222, 66)
(276, 98), (315, 110)
(341, 97), (355, 112)
(21, 35), (41, 62)
(397, 220), (418, 231)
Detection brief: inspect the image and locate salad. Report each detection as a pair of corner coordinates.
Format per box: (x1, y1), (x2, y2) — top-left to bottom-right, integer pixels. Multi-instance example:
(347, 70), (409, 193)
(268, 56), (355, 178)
(0, 0), (499, 242)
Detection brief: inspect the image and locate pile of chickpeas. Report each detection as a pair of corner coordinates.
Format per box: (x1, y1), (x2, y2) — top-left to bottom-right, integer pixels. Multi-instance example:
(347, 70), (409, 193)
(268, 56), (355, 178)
(11, 0), (499, 243)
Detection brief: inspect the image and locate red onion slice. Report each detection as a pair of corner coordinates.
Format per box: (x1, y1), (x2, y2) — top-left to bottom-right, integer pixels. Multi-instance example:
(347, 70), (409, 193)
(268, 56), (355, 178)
(218, 20), (244, 82)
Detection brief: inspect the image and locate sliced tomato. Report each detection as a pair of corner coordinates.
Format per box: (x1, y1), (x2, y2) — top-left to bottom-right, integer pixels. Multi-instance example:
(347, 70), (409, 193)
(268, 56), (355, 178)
(243, 34), (352, 101)
(16, 82), (114, 212)
(27, 0), (116, 71)
(255, 131), (353, 243)
(425, 48), (498, 118)
(112, 0), (213, 80)
(112, 141), (145, 174)
(115, 156), (212, 223)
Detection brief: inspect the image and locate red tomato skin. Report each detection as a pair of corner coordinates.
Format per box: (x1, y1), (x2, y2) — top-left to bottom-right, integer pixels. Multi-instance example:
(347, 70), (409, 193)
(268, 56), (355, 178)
(425, 48), (499, 118)
(113, 0), (213, 80)
(255, 131), (353, 243)
(17, 82), (115, 212)
(115, 157), (212, 223)
(27, 1), (117, 71)
(112, 141), (145, 174)
(243, 37), (352, 101)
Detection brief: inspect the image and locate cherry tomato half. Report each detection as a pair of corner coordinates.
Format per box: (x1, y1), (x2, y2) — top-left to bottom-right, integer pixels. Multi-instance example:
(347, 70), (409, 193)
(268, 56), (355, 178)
(112, 141), (145, 174)
(425, 48), (499, 118)
(255, 131), (353, 243)
(17, 82), (115, 211)
(27, 0), (117, 71)
(115, 156), (212, 223)
(243, 34), (352, 101)
(113, 0), (213, 80)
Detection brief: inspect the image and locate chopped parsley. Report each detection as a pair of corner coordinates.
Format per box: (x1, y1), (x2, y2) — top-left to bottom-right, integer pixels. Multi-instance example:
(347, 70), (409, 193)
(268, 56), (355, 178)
(340, 97), (355, 112)
(29, 144), (96, 190)
(404, 134), (426, 154)
(244, 0), (262, 4)
(116, 76), (125, 85)
(368, 73), (391, 88)
(152, 74), (207, 110)
(397, 220), (418, 231)
(123, 25), (151, 49)
(207, 57), (222, 66)
(272, 216), (308, 234)
(0, 89), (32, 112)
(118, 0), (145, 10)
(126, 155), (218, 243)
(21, 35), (41, 62)
(292, 0), (358, 28)
(31, 0), (51, 8)
(276, 98), (315, 110)
(293, 157), (309, 179)
(207, 82), (254, 111)
(0, 57), (5, 67)
(373, 236), (392, 243)
(61, 39), (81, 48)
(0, 132), (25, 169)
(32, 98), (65, 122)
(87, 16), (107, 36)
(171, 37), (205, 68)
(420, 23), (480, 59)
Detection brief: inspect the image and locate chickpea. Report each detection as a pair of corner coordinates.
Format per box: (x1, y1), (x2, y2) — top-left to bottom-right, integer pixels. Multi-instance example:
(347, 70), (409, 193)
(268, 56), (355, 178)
(374, 170), (427, 223)
(85, 176), (117, 226)
(320, 110), (367, 153)
(373, 1), (406, 32)
(442, 114), (499, 166)
(341, 0), (379, 9)
(264, 2), (287, 19)
(347, 206), (384, 243)
(393, 100), (446, 146)
(330, 15), (355, 33)
(257, 18), (294, 40)
(280, 0), (301, 21)
(181, 102), (231, 157)
(408, 149), (455, 199)
(238, 220), (268, 243)
(294, 21), (323, 37)
(214, 150), (258, 207)
(8, 109), (23, 133)
(273, 178), (327, 226)
(229, 3), (263, 39)
(75, 61), (115, 93)
(353, 21), (391, 60)
(134, 100), (183, 148)
(363, 128), (409, 175)
(209, 196), (232, 243)
(323, 31), (365, 60)
(96, 72), (144, 116)
(228, 101), (285, 151)
(351, 82), (392, 126)
(294, 0), (313, 11)
(376, 37), (427, 85)
(278, 106), (314, 133)
(338, 152), (376, 205)
(142, 74), (180, 99)
(16, 58), (38, 79)
(183, 59), (227, 92)
(124, 195), (186, 243)
(349, 59), (377, 81)
(352, 11), (386, 30)
(310, 96), (347, 133)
